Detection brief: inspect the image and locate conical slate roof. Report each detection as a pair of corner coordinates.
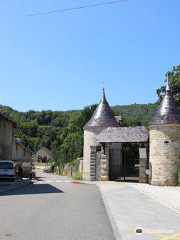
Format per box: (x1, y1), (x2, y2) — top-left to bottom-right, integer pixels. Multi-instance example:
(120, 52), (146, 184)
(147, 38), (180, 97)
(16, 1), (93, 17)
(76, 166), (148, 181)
(150, 81), (180, 125)
(84, 89), (119, 129)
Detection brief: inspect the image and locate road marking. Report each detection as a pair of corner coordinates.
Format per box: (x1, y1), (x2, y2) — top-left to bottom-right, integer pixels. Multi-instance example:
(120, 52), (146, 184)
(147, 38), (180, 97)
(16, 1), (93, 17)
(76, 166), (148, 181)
(126, 228), (180, 240)
(41, 180), (72, 183)
(160, 233), (180, 240)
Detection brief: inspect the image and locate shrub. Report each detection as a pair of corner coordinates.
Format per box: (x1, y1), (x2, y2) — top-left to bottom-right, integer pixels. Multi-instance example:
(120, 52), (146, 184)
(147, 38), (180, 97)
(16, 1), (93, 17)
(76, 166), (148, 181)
(72, 171), (82, 180)
(178, 168), (180, 186)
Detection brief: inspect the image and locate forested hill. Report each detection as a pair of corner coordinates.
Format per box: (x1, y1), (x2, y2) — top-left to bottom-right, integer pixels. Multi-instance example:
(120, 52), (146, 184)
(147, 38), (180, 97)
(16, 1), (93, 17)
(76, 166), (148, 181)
(112, 103), (157, 126)
(0, 103), (157, 164)
(0, 103), (157, 131)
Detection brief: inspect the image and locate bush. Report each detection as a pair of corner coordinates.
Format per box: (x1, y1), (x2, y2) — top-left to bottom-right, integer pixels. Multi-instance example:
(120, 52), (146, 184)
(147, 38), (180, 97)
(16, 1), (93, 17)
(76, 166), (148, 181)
(45, 165), (54, 173)
(72, 171), (83, 180)
(178, 168), (180, 186)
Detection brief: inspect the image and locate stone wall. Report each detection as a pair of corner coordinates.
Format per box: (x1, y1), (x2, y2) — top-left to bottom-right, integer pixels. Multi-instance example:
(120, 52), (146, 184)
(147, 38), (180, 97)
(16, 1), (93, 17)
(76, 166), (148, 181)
(79, 159), (83, 172)
(150, 124), (180, 186)
(12, 140), (32, 162)
(100, 143), (110, 181)
(0, 117), (13, 160)
(83, 127), (105, 180)
(139, 147), (149, 183)
(139, 158), (148, 183)
(12, 140), (32, 177)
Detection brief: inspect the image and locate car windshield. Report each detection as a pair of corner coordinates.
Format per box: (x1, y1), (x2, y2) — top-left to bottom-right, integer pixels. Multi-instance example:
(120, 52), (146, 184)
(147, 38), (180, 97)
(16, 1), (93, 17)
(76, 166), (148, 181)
(0, 162), (13, 169)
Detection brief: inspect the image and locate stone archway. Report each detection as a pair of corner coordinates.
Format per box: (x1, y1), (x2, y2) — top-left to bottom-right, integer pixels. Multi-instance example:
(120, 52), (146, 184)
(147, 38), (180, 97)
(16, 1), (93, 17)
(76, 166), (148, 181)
(90, 126), (149, 183)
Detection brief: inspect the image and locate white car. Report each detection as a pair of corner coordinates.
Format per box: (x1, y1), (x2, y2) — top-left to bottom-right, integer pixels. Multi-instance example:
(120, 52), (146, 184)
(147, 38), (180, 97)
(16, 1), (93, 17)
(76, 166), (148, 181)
(0, 160), (15, 181)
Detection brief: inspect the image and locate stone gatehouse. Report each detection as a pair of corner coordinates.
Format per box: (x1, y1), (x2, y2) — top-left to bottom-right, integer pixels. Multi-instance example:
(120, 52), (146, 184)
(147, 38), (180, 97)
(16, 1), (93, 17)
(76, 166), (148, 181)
(83, 81), (180, 186)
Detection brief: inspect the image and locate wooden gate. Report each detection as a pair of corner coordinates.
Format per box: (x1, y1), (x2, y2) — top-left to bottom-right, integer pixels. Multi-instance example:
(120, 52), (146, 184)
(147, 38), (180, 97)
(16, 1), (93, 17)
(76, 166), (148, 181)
(109, 147), (122, 181)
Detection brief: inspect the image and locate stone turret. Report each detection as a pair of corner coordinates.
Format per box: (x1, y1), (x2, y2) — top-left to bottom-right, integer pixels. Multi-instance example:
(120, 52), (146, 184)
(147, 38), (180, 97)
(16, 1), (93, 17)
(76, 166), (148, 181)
(149, 78), (180, 186)
(83, 89), (119, 180)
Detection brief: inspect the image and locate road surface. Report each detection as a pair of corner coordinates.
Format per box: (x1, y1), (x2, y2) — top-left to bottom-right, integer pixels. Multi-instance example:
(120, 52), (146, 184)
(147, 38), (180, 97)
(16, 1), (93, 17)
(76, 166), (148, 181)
(0, 169), (115, 240)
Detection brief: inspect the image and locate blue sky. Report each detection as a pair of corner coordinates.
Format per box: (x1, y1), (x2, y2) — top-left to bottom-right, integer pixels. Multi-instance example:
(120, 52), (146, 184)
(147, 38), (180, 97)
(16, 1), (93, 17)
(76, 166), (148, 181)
(0, 0), (180, 111)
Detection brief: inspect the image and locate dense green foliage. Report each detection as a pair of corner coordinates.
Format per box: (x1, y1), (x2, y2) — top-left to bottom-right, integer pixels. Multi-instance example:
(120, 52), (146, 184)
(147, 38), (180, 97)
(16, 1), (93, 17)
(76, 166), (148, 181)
(0, 103), (155, 166)
(157, 65), (180, 106)
(72, 171), (83, 180)
(0, 104), (97, 165)
(0, 106), (76, 152)
(51, 105), (97, 166)
(112, 104), (157, 126)
(178, 168), (180, 186)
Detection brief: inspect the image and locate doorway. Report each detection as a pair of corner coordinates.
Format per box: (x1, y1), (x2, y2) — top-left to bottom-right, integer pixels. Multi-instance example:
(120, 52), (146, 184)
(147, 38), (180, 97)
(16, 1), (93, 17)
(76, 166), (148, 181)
(109, 143), (139, 182)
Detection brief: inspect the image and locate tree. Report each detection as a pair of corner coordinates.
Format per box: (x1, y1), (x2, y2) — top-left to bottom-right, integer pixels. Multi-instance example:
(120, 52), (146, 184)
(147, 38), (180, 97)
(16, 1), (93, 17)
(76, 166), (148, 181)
(53, 104), (98, 165)
(157, 65), (180, 106)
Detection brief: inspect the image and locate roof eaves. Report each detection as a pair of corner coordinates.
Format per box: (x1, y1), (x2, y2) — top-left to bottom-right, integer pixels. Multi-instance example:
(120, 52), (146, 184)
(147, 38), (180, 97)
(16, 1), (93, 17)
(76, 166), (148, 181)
(0, 112), (18, 128)
(14, 138), (34, 154)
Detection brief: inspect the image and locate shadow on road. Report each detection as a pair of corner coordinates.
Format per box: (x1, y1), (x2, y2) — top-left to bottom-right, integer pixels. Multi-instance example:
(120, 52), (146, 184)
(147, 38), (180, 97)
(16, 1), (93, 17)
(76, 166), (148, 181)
(116, 178), (139, 183)
(0, 183), (64, 196)
(35, 177), (46, 181)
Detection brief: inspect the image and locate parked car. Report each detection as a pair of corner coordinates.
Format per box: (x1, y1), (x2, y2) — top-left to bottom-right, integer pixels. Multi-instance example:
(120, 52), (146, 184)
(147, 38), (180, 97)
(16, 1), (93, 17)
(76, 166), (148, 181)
(0, 160), (15, 181)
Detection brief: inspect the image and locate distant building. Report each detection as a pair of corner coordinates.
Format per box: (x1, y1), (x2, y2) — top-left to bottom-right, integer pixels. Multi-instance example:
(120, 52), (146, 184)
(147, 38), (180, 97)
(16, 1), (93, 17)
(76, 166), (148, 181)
(33, 147), (52, 162)
(0, 112), (17, 160)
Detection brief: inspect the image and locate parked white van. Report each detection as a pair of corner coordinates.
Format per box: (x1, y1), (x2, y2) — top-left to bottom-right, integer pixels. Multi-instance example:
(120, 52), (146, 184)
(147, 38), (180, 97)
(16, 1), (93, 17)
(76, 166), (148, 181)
(0, 161), (15, 181)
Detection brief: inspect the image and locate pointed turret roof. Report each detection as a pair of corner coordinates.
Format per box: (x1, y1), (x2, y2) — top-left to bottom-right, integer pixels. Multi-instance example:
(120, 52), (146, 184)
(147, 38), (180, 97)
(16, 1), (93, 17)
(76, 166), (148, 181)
(150, 78), (180, 125)
(84, 89), (119, 129)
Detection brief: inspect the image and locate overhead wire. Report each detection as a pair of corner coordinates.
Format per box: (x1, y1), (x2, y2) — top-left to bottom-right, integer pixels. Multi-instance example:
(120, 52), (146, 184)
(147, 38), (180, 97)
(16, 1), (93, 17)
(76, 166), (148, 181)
(7, 0), (128, 20)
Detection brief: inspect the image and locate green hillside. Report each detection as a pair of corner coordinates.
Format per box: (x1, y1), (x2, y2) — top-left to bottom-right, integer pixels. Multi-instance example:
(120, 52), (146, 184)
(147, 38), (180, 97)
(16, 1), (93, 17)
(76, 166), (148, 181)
(0, 102), (157, 166)
(0, 103), (156, 154)
(112, 103), (157, 126)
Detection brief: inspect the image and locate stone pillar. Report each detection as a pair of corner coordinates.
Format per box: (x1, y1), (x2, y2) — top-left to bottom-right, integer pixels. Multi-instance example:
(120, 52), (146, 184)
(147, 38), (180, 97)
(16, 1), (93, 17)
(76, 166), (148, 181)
(100, 143), (111, 181)
(139, 147), (148, 183)
(90, 146), (96, 181)
(150, 125), (180, 186)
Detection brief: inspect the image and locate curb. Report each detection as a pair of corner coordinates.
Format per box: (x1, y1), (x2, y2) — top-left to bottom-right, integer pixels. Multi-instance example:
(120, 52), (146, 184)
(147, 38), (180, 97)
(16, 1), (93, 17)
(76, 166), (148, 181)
(0, 180), (34, 195)
(97, 185), (122, 240)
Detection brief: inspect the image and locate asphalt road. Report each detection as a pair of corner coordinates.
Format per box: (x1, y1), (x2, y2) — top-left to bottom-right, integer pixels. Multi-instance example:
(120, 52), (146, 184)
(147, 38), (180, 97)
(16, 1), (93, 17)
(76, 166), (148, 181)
(0, 169), (115, 240)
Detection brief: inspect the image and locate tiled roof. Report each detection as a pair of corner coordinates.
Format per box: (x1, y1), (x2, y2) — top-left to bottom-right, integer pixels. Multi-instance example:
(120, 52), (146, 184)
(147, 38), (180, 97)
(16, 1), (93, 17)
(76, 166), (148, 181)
(150, 83), (180, 125)
(95, 126), (149, 143)
(84, 89), (119, 129)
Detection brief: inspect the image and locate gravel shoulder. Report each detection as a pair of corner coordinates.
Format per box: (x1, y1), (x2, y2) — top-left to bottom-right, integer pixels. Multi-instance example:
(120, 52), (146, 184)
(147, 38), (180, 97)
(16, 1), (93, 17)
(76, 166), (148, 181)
(95, 181), (180, 240)
(132, 183), (180, 213)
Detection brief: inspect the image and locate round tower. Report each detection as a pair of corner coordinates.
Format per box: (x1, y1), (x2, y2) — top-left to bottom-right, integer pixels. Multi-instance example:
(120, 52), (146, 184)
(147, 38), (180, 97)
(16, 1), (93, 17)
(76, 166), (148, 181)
(83, 89), (119, 180)
(149, 79), (180, 186)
